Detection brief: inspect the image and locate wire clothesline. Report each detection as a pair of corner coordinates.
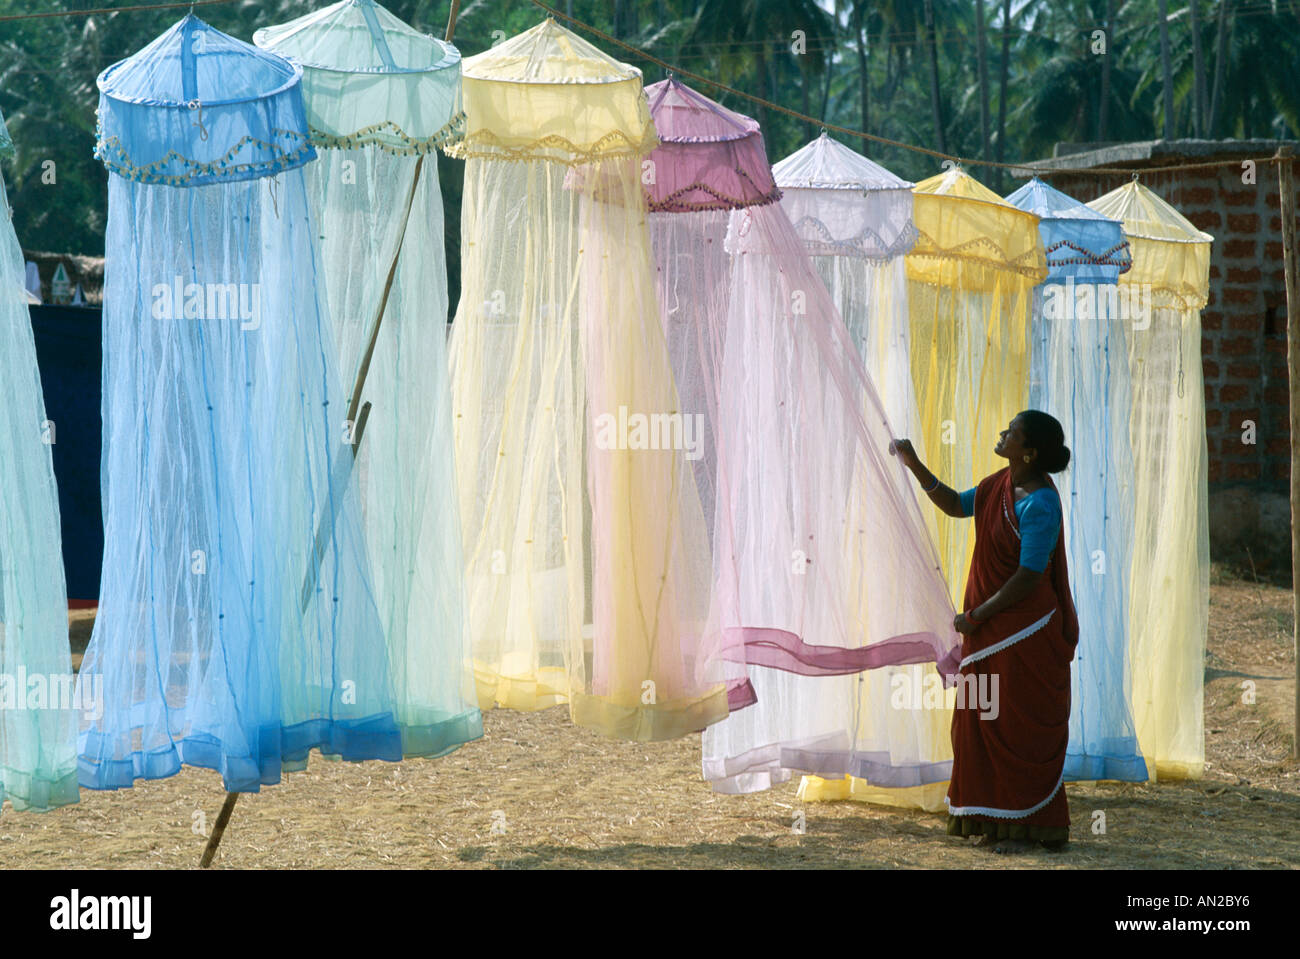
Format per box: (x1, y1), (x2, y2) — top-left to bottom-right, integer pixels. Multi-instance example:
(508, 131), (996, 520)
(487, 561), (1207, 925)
(525, 0), (1290, 180)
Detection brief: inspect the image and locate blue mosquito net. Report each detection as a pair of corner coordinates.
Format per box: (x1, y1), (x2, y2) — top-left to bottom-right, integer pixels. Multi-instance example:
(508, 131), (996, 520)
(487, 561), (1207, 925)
(1006, 177), (1147, 782)
(77, 16), (405, 793)
(0, 105), (81, 813)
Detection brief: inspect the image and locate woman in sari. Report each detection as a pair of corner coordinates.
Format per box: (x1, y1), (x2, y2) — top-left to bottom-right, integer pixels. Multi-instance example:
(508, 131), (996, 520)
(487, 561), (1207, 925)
(890, 410), (1079, 853)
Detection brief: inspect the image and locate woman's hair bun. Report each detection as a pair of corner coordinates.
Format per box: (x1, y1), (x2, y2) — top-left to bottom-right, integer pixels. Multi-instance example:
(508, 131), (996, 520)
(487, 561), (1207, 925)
(1018, 410), (1070, 474)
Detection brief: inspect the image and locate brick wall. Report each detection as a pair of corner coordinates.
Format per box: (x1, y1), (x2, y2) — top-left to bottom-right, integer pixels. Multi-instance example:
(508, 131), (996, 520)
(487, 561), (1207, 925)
(1037, 156), (1298, 491)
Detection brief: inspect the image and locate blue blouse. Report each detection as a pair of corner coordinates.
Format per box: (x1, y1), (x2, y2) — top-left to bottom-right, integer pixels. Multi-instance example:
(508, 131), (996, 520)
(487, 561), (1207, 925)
(957, 485), (1062, 572)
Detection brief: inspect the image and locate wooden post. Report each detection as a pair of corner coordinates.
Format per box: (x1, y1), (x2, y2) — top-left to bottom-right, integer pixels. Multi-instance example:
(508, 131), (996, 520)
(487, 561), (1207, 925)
(1279, 146), (1299, 759)
(199, 791), (240, 868)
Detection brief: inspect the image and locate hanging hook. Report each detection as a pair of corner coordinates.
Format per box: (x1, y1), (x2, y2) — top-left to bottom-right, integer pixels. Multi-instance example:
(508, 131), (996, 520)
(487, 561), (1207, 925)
(1131, 171), (1140, 182)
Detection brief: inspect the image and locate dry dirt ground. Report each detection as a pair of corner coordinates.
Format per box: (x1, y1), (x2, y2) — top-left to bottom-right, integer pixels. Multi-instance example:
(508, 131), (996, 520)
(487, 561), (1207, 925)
(1, 568), (1296, 869)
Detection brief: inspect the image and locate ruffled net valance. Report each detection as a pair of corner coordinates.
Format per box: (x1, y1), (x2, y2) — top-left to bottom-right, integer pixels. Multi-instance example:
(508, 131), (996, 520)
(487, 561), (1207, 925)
(95, 15), (314, 186)
(1089, 181), (1212, 312)
(1006, 177), (1131, 281)
(445, 19), (656, 164)
(253, 0), (463, 154)
(773, 132), (916, 259)
(642, 78), (780, 212)
(906, 168), (1047, 289)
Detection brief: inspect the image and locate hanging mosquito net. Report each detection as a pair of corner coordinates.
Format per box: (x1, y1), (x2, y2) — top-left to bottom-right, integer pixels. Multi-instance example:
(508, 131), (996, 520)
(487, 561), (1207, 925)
(78, 16), (405, 793)
(1089, 180), (1211, 781)
(1006, 176), (1146, 783)
(446, 21), (727, 741)
(771, 133), (953, 810)
(905, 168), (1046, 606)
(639, 80), (959, 794)
(0, 106), (80, 814)
(254, 0), (481, 759)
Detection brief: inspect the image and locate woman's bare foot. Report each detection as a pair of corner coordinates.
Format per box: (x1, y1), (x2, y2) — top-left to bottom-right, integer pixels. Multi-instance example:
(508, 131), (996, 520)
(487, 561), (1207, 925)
(991, 838), (1036, 855)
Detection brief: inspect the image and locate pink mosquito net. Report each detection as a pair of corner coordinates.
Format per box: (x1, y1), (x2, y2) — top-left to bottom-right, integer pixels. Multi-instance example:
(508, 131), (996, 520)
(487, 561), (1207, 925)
(642, 79), (960, 793)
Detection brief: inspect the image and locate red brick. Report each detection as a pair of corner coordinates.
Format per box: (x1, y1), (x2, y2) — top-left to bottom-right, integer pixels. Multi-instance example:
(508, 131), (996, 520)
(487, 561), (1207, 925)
(1206, 408), (1223, 427)
(1209, 264), (1222, 279)
(1222, 190), (1256, 207)
(1208, 460), (1224, 482)
(1229, 313), (1259, 330)
(1226, 461), (1261, 480)
(1203, 360), (1221, 379)
(1265, 386), (1290, 406)
(1266, 338), (1288, 354)
(1227, 213), (1260, 232)
(1222, 287), (1259, 306)
(1270, 215), (1282, 231)
(1202, 310), (1224, 330)
(1181, 186), (1216, 205)
(1228, 362), (1261, 379)
(1273, 462), (1291, 482)
(1220, 335), (1253, 356)
(1268, 436), (1291, 455)
(1265, 241), (1284, 260)
(1273, 365), (1290, 382)
(1222, 239), (1256, 258)
(1232, 409), (1263, 428)
(1221, 384), (1250, 402)
(1193, 210), (1223, 229)
(1227, 266), (1263, 284)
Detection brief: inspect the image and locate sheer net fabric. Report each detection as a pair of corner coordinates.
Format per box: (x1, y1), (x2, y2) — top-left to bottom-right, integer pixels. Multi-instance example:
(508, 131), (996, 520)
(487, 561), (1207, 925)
(0, 120), (80, 813)
(78, 17), (403, 792)
(639, 83), (959, 793)
(255, 0), (482, 758)
(447, 21), (727, 740)
(1007, 177), (1147, 783)
(774, 135), (952, 810)
(905, 169), (1046, 607)
(1090, 182), (1211, 781)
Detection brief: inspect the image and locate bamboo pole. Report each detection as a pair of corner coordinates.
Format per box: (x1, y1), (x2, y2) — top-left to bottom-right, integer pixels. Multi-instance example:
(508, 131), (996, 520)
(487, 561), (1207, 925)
(200, 0), (464, 871)
(1279, 145), (1298, 759)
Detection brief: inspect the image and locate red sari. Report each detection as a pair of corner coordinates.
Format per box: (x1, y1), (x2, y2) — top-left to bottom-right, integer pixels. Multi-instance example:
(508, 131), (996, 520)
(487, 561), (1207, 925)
(946, 467), (1079, 840)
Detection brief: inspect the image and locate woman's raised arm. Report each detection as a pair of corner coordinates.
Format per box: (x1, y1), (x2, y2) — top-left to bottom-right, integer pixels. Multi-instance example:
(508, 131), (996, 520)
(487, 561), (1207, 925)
(889, 438), (966, 518)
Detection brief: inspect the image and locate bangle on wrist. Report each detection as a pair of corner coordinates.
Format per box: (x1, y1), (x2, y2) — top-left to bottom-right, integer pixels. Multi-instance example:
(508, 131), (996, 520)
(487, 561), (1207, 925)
(922, 473), (940, 493)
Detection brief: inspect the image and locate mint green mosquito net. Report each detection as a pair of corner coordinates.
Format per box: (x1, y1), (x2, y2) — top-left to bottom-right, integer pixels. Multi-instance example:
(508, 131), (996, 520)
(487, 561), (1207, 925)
(255, 0), (481, 757)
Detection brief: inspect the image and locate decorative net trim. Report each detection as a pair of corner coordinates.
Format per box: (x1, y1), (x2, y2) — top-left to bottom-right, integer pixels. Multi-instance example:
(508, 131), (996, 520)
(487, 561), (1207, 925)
(788, 214), (919, 260)
(95, 127), (313, 185)
(908, 229), (1048, 281)
(646, 173), (782, 213)
(1044, 238), (1133, 273)
(309, 111), (466, 155)
(444, 127), (658, 164)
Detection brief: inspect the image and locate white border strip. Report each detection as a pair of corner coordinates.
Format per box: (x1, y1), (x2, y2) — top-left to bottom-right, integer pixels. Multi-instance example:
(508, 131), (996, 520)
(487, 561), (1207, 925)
(959, 609), (1055, 669)
(945, 770), (1065, 820)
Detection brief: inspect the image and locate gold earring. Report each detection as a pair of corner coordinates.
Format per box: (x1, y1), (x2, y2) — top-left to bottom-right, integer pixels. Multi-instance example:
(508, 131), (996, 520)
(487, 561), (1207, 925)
(1023, 455), (1031, 463)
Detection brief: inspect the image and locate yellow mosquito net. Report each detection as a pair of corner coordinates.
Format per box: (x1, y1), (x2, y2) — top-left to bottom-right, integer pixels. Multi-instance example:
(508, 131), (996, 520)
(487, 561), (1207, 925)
(1089, 181), (1211, 780)
(446, 19), (727, 741)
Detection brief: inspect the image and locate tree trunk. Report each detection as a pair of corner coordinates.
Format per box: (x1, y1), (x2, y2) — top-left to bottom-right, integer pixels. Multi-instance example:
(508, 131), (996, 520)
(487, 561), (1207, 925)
(923, 0), (946, 155)
(1190, 0), (1206, 136)
(995, 0), (1011, 192)
(1209, 0), (1230, 137)
(976, 0), (991, 161)
(1099, 0), (1113, 140)
(856, 1), (870, 153)
(1158, 0), (1175, 138)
